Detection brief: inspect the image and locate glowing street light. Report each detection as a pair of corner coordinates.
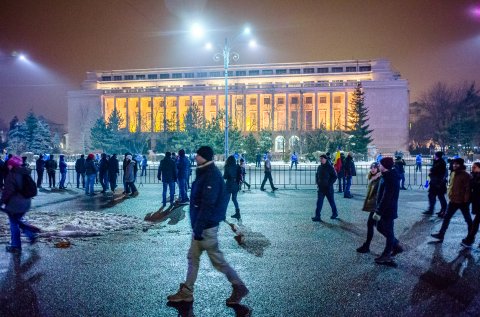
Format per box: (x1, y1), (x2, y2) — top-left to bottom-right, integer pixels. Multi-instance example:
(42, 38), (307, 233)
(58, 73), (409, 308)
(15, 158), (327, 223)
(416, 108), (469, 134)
(191, 24), (256, 159)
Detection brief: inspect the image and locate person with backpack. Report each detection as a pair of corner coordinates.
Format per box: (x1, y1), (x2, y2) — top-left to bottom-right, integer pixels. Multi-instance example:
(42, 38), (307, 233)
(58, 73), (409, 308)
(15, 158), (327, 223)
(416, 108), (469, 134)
(45, 154), (58, 188)
(167, 146), (249, 305)
(35, 154), (45, 188)
(224, 155), (242, 219)
(58, 155), (67, 189)
(0, 155), (40, 253)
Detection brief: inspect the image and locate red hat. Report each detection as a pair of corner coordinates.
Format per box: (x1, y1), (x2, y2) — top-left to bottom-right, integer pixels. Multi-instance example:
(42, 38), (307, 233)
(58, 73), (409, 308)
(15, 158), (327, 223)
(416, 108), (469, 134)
(87, 153), (95, 160)
(7, 155), (23, 168)
(380, 157), (394, 170)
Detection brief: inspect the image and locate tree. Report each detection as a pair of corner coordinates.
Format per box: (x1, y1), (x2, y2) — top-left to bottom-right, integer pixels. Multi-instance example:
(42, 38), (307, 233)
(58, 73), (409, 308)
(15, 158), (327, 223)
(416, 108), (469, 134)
(243, 133), (259, 160)
(7, 121), (27, 154)
(305, 129), (329, 153)
(327, 131), (350, 154)
(348, 83), (373, 154)
(31, 119), (52, 154)
(90, 118), (111, 152)
(258, 129), (273, 154)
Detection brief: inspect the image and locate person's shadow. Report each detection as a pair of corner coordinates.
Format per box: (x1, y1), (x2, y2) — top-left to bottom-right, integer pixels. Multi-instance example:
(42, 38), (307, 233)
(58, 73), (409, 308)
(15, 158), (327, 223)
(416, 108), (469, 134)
(0, 249), (43, 316)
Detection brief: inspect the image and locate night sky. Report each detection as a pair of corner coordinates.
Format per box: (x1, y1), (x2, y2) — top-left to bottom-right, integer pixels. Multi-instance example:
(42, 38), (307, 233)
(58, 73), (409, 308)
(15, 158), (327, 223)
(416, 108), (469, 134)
(1, 0), (479, 127)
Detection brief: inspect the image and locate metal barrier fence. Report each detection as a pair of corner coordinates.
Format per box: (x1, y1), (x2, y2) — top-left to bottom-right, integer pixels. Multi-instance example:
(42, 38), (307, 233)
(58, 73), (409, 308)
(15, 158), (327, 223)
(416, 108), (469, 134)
(30, 164), (432, 190)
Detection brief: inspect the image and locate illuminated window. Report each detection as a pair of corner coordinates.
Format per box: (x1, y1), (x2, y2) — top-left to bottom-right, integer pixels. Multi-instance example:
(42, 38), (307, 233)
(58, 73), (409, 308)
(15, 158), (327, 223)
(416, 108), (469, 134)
(236, 98), (243, 106)
(160, 73), (170, 79)
(318, 110), (327, 128)
(236, 70), (247, 76)
(317, 67), (328, 73)
(264, 97), (271, 104)
(359, 66), (371, 72)
(346, 66), (357, 72)
(290, 69), (301, 74)
(210, 99), (216, 106)
(305, 111), (313, 130)
(331, 67), (343, 73)
(305, 97), (313, 104)
(172, 73), (182, 79)
(278, 97), (285, 104)
(262, 70), (273, 75)
(147, 74), (157, 79)
(334, 96), (342, 103)
(291, 97), (299, 104)
(319, 96), (327, 103)
(303, 68), (315, 74)
(249, 70), (260, 76)
(276, 69), (287, 75)
(249, 98), (257, 105)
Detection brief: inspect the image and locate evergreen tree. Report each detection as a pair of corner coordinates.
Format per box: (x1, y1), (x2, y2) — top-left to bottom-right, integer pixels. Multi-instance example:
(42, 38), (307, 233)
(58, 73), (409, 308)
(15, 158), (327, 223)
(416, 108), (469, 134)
(7, 121), (27, 154)
(348, 83), (373, 154)
(243, 133), (259, 159)
(90, 118), (110, 152)
(30, 119), (52, 154)
(258, 129), (273, 154)
(305, 129), (329, 153)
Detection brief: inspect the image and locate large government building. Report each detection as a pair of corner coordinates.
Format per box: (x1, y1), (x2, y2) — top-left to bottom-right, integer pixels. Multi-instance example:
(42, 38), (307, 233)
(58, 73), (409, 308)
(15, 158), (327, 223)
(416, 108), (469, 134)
(67, 59), (409, 154)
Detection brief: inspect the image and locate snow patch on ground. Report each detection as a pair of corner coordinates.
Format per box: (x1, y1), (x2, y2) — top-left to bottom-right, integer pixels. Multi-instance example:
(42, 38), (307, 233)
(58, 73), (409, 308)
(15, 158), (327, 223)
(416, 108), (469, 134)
(0, 211), (149, 239)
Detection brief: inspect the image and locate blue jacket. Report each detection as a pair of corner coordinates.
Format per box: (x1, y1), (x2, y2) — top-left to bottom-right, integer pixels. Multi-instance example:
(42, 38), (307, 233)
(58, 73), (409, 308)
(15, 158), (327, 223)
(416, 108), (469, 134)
(158, 157), (177, 183)
(376, 168), (400, 219)
(189, 162), (229, 238)
(59, 156), (67, 173)
(177, 156), (190, 179)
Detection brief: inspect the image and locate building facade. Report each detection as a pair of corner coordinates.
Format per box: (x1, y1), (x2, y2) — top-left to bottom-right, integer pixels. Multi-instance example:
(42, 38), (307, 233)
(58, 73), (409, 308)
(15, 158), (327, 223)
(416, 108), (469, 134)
(67, 59), (409, 154)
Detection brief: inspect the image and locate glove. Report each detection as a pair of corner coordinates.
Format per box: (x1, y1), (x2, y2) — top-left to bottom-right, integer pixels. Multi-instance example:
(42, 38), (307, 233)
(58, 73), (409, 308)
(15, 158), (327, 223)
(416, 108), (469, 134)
(372, 213), (381, 221)
(194, 234), (204, 241)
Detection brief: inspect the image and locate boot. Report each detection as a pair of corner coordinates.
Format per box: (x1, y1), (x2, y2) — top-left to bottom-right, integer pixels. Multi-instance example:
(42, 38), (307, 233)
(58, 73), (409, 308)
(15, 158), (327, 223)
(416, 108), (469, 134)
(167, 283), (194, 302)
(231, 209), (241, 219)
(226, 284), (249, 305)
(356, 244), (370, 253)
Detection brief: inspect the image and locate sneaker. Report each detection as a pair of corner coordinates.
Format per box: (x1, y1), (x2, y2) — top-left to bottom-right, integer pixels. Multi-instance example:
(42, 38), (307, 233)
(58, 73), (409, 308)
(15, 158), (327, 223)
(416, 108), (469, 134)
(260, 188), (265, 191)
(167, 283), (194, 303)
(392, 244), (404, 256)
(375, 254), (394, 264)
(311, 217), (321, 222)
(330, 214), (338, 220)
(431, 233), (444, 241)
(6, 245), (22, 253)
(461, 239), (472, 249)
(356, 244), (370, 253)
(422, 210), (433, 215)
(272, 187), (278, 191)
(226, 284), (249, 305)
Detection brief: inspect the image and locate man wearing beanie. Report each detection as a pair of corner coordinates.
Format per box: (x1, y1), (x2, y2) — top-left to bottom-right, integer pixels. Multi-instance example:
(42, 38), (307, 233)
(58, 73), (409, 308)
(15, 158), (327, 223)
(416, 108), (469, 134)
(312, 154), (338, 221)
(157, 152), (177, 208)
(431, 157), (472, 242)
(176, 149), (190, 204)
(167, 146), (249, 305)
(423, 151), (448, 216)
(374, 157), (403, 265)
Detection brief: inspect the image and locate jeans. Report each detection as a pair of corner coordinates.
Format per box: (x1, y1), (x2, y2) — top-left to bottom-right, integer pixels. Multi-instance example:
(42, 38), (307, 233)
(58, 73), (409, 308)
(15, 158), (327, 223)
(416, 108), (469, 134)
(59, 172), (67, 188)
(344, 176), (352, 196)
(261, 171), (275, 190)
(337, 176), (344, 192)
(162, 181), (176, 205)
(465, 213), (480, 245)
(439, 202), (472, 235)
(314, 188), (338, 218)
(48, 171), (56, 188)
(185, 226), (243, 289)
(416, 163), (422, 172)
(178, 178), (188, 201)
(8, 213), (36, 248)
(399, 173), (405, 188)
(228, 190), (239, 210)
(85, 174), (96, 195)
(290, 161), (297, 169)
(76, 172), (85, 188)
(36, 170), (44, 187)
(99, 172), (109, 192)
(109, 174), (118, 192)
(377, 217), (399, 256)
(141, 167), (146, 177)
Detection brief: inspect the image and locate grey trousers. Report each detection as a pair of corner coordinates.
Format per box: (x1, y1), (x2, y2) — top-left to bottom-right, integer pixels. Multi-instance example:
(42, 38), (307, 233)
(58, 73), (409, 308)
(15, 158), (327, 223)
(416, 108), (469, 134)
(185, 226), (243, 290)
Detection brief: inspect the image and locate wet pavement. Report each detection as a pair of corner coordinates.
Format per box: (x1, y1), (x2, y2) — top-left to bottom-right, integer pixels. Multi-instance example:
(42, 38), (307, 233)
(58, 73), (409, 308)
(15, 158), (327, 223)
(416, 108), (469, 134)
(1, 183), (480, 316)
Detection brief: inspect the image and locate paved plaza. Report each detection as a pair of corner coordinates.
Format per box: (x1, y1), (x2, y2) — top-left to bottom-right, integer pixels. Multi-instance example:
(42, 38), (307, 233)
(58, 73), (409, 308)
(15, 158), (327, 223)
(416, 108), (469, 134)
(1, 181), (479, 316)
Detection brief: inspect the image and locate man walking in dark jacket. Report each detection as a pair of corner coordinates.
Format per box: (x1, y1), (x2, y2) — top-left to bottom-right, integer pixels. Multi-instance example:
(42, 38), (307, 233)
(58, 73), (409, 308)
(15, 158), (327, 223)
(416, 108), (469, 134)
(45, 155), (58, 188)
(167, 146), (248, 305)
(75, 155), (86, 188)
(423, 151), (447, 216)
(98, 153), (109, 193)
(158, 152), (177, 208)
(35, 154), (45, 188)
(108, 154), (119, 193)
(176, 149), (190, 204)
(373, 157), (403, 265)
(312, 154), (338, 221)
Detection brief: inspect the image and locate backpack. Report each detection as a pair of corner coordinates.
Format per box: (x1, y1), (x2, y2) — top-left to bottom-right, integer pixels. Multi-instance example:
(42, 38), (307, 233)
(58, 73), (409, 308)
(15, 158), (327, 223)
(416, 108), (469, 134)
(20, 174), (38, 198)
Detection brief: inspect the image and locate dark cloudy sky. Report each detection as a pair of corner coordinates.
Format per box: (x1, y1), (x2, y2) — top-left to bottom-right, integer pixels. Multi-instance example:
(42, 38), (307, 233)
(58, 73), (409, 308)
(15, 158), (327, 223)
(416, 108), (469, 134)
(1, 0), (479, 127)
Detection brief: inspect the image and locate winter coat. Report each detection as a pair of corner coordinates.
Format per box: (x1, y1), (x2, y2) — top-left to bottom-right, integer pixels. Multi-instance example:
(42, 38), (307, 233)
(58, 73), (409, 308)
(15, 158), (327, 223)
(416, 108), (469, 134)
(376, 168), (400, 219)
(177, 156), (190, 179)
(59, 158), (67, 174)
(471, 172), (480, 214)
(224, 163), (241, 193)
(0, 166), (32, 214)
(394, 158), (406, 174)
(35, 158), (45, 172)
(336, 156), (345, 177)
(316, 163), (337, 194)
(99, 158), (109, 176)
(158, 157), (177, 183)
(264, 159), (272, 172)
(45, 159), (58, 173)
(75, 157), (86, 173)
(107, 156), (119, 175)
(343, 156), (356, 177)
(428, 159), (447, 194)
(124, 160), (135, 182)
(189, 161), (229, 238)
(362, 172), (381, 212)
(448, 169), (471, 204)
(85, 158), (97, 176)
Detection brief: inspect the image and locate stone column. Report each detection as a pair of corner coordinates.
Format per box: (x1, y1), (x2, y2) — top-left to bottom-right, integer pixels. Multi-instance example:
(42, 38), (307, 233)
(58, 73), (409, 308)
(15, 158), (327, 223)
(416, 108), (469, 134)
(257, 93), (260, 131)
(329, 92), (333, 131)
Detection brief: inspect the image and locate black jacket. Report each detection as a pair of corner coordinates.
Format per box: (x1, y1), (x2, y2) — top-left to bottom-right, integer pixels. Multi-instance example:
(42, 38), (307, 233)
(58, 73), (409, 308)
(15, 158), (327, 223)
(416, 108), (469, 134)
(224, 164), (240, 193)
(36, 158), (45, 172)
(158, 157), (177, 183)
(75, 157), (86, 173)
(343, 156), (356, 177)
(45, 159), (57, 173)
(471, 172), (480, 214)
(376, 168), (400, 219)
(429, 158), (447, 193)
(108, 156), (119, 176)
(85, 158), (97, 175)
(99, 157), (109, 175)
(316, 163), (337, 193)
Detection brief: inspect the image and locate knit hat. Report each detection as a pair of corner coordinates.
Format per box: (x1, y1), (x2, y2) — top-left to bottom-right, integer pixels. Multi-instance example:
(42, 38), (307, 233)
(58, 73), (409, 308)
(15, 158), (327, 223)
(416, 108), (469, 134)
(126, 155), (132, 161)
(320, 154), (328, 159)
(452, 157), (465, 166)
(7, 155), (23, 168)
(435, 151), (444, 158)
(380, 157), (394, 170)
(196, 146), (214, 161)
(178, 149), (186, 157)
(165, 151), (171, 158)
(87, 153), (95, 160)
